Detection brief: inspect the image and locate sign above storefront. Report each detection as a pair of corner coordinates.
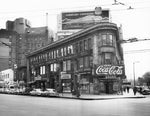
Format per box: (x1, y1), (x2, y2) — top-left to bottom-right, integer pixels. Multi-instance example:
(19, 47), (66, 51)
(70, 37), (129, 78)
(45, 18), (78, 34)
(96, 65), (124, 76)
(61, 72), (71, 79)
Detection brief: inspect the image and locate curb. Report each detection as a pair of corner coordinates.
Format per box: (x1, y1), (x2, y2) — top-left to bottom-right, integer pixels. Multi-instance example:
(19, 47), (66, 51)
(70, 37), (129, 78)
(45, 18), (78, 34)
(57, 95), (146, 100)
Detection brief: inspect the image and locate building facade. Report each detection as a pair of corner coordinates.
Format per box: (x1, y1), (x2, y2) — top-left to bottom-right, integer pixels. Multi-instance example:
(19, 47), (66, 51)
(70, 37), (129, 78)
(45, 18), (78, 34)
(0, 69), (14, 87)
(0, 29), (19, 80)
(26, 22), (125, 94)
(6, 18), (54, 83)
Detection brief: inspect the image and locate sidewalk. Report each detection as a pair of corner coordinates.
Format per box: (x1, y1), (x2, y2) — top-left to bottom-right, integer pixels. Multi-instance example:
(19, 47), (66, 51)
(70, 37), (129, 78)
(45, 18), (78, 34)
(58, 89), (146, 100)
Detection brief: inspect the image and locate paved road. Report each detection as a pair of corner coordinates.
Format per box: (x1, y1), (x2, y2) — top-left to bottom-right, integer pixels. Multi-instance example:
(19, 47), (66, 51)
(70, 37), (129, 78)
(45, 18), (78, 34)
(0, 94), (149, 116)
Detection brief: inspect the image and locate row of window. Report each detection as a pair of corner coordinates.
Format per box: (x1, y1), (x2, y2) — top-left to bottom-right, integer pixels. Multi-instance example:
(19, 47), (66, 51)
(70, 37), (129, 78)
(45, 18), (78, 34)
(30, 38), (92, 64)
(29, 33), (116, 65)
(36, 56), (91, 75)
(0, 74), (10, 80)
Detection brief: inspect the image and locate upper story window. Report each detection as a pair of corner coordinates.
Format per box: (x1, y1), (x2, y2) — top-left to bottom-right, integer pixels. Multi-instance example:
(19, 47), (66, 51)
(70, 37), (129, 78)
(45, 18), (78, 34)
(68, 45), (73, 54)
(61, 48), (64, 57)
(102, 33), (114, 46)
(84, 39), (88, 51)
(104, 53), (113, 64)
(64, 47), (67, 56)
(88, 38), (92, 50)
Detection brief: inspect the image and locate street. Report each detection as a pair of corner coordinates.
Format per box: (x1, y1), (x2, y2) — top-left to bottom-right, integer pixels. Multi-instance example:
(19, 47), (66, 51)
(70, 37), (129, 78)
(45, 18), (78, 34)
(0, 94), (150, 116)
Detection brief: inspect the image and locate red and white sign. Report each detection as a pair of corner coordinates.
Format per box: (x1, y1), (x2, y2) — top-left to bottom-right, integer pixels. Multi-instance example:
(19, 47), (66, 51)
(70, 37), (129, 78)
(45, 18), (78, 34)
(96, 65), (124, 76)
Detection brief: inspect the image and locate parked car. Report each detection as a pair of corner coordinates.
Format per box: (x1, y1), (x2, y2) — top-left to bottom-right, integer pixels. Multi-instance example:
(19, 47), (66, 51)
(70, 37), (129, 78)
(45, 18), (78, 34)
(29, 89), (43, 96)
(45, 88), (59, 97)
(141, 88), (150, 95)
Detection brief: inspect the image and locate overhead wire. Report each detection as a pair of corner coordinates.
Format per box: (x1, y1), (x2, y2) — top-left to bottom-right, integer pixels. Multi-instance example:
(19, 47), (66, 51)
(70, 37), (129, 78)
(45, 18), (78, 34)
(0, 0), (149, 16)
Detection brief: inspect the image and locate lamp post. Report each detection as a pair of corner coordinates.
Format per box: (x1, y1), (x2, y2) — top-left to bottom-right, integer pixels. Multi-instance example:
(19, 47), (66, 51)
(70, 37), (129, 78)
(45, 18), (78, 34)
(133, 61), (139, 87)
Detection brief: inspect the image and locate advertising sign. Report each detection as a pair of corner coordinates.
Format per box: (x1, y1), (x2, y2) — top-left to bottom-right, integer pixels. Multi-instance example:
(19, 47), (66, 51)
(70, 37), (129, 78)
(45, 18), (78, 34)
(96, 65), (124, 76)
(61, 7), (109, 30)
(61, 72), (71, 79)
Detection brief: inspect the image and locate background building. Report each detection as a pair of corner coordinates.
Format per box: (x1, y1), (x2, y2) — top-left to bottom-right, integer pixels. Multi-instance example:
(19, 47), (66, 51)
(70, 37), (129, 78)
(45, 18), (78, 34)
(0, 29), (18, 78)
(5, 18), (54, 83)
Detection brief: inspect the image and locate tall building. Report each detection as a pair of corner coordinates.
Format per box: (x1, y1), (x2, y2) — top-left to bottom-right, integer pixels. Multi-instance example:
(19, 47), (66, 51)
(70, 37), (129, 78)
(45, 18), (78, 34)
(6, 18), (54, 83)
(0, 29), (19, 80)
(6, 18), (31, 34)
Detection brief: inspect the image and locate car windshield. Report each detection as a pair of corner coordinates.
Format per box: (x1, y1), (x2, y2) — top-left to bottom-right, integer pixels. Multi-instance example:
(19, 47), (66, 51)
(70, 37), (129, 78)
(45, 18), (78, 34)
(10, 86), (14, 89)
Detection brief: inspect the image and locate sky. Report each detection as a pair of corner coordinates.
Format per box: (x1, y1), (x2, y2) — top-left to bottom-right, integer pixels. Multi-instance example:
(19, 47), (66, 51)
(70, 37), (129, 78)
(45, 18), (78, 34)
(0, 0), (150, 80)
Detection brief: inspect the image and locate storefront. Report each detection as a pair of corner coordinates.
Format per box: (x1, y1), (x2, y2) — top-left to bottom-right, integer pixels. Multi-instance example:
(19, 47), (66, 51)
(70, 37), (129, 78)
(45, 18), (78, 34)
(94, 64), (124, 94)
(60, 72), (72, 93)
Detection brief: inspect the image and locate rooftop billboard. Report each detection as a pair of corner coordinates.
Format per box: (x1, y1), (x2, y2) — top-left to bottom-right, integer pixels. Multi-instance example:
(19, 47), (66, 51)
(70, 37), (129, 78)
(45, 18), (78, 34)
(60, 7), (109, 30)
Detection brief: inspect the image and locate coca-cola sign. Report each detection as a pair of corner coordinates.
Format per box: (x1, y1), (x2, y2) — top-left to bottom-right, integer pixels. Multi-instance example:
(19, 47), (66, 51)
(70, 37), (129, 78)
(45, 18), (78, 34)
(96, 65), (124, 76)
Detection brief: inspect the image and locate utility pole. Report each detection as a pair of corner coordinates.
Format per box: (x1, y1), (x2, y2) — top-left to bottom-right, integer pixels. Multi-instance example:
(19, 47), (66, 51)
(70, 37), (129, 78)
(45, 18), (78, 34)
(133, 61), (139, 87)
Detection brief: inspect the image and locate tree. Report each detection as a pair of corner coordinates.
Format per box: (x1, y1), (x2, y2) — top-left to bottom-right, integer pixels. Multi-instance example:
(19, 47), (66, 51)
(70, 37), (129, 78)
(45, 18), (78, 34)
(142, 72), (150, 88)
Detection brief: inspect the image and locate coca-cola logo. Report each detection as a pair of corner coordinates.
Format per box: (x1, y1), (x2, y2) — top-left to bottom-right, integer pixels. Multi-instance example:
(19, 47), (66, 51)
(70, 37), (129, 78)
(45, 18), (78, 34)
(96, 65), (124, 75)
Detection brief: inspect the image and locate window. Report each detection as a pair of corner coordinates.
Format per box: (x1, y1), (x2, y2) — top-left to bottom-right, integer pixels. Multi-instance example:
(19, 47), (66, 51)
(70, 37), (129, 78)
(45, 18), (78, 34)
(102, 34), (107, 45)
(61, 48), (64, 57)
(79, 57), (84, 69)
(40, 66), (45, 75)
(75, 42), (79, 53)
(84, 56), (90, 68)
(64, 47), (67, 56)
(68, 45), (73, 54)
(79, 41), (84, 52)
(50, 64), (54, 71)
(102, 34), (114, 46)
(54, 50), (56, 59)
(104, 53), (112, 64)
(84, 39), (88, 51)
(51, 51), (54, 59)
(88, 38), (92, 50)
(63, 61), (67, 71)
(66, 60), (71, 71)
(56, 49), (59, 58)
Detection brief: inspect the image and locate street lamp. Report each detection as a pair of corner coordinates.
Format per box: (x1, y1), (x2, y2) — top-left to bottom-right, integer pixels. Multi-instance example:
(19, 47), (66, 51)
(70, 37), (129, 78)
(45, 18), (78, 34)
(133, 61), (140, 87)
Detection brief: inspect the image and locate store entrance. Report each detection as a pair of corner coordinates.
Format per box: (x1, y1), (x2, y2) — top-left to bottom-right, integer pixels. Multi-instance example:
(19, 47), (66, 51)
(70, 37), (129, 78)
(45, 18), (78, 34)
(105, 81), (113, 94)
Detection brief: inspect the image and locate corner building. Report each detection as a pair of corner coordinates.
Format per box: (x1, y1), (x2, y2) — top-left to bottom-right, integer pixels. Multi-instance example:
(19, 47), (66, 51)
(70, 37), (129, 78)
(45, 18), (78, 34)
(26, 22), (125, 94)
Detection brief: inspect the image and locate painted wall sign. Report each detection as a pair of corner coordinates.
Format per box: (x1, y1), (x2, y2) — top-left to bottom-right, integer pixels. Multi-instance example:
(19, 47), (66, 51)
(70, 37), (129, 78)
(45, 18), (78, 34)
(96, 65), (124, 76)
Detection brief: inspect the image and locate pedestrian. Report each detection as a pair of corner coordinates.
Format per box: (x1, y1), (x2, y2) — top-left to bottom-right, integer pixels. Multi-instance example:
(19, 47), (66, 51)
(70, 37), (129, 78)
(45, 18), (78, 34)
(123, 87), (125, 92)
(76, 83), (80, 98)
(127, 86), (130, 93)
(133, 87), (137, 95)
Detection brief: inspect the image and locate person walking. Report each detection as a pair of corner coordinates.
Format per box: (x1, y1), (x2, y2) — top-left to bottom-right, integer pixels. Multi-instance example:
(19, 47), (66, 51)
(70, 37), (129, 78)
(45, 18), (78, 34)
(127, 86), (130, 93)
(133, 87), (137, 95)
